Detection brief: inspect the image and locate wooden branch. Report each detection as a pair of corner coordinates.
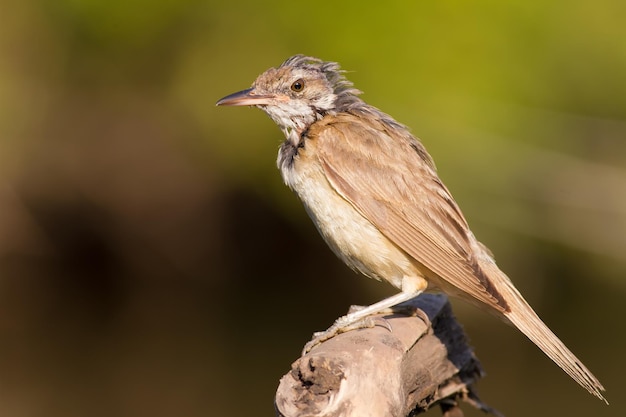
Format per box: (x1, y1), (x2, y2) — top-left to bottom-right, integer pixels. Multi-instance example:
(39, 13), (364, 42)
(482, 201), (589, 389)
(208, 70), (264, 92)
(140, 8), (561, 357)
(275, 294), (502, 417)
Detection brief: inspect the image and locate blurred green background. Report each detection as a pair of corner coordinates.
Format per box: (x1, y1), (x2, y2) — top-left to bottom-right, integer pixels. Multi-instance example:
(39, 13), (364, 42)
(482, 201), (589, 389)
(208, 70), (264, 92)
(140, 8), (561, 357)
(1, 1), (624, 416)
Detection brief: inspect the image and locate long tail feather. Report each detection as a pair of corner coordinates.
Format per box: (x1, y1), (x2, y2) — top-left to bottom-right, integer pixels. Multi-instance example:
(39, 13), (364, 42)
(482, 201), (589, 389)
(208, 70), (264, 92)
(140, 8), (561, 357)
(480, 260), (607, 403)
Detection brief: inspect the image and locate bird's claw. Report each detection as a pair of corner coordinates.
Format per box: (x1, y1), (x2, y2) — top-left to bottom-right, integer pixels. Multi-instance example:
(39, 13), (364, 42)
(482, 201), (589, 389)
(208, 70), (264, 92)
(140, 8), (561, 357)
(301, 315), (393, 356)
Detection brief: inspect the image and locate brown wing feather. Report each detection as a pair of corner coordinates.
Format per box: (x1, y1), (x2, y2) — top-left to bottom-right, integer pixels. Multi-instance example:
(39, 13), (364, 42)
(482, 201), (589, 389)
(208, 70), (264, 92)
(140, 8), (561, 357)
(311, 111), (507, 311)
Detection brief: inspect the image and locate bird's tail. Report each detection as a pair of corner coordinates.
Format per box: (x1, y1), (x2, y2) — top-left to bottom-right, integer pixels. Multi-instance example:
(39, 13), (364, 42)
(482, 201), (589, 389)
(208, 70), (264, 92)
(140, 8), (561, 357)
(479, 259), (607, 403)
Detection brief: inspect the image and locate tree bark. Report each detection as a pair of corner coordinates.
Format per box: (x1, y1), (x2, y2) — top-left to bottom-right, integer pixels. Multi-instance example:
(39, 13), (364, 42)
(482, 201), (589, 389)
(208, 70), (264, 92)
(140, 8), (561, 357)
(275, 294), (502, 417)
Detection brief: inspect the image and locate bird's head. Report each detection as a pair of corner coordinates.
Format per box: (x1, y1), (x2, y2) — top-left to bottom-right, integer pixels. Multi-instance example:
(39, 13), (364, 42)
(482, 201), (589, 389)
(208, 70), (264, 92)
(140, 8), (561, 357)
(216, 55), (362, 138)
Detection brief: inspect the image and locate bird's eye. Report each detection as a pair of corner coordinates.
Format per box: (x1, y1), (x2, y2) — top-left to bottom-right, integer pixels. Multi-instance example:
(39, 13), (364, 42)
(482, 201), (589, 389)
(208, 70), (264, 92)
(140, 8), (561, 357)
(290, 79), (305, 92)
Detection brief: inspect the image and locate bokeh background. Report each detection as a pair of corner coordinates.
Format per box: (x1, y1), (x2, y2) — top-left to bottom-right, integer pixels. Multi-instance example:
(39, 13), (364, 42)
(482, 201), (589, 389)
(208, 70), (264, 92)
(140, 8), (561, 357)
(1, 1), (625, 416)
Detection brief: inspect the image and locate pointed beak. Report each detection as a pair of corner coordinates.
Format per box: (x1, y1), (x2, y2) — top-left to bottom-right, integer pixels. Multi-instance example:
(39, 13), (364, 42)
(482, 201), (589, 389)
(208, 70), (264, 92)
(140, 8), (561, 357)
(216, 88), (276, 106)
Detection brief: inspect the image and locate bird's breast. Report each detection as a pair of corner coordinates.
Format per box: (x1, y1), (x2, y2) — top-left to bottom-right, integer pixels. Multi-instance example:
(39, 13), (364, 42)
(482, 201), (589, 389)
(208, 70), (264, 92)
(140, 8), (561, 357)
(277, 139), (420, 290)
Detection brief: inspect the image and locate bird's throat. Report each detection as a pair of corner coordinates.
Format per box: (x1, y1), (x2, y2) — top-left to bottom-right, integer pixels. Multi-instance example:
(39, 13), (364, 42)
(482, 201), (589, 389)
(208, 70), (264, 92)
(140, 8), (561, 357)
(277, 126), (304, 173)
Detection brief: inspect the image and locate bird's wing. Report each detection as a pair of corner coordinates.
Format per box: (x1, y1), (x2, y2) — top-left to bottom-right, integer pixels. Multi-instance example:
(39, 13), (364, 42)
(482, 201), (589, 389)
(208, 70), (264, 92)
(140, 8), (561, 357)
(312, 112), (507, 311)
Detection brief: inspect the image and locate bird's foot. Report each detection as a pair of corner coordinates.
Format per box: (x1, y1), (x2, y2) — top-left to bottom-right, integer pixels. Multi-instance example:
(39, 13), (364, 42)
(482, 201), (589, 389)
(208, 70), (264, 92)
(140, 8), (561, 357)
(349, 302), (428, 325)
(302, 292), (426, 356)
(301, 314), (390, 356)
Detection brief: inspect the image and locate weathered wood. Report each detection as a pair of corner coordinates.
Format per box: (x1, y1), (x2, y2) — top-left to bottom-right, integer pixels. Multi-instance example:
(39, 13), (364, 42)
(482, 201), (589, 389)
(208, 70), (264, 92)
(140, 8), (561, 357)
(275, 294), (502, 417)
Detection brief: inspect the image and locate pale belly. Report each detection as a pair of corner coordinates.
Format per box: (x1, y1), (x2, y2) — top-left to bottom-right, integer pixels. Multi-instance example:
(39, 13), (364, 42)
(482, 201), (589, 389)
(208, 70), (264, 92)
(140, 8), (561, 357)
(282, 157), (423, 291)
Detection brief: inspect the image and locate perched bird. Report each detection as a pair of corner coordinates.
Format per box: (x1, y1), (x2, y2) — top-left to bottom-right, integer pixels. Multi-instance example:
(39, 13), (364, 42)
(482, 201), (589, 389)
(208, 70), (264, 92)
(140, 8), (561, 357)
(216, 55), (606, 402)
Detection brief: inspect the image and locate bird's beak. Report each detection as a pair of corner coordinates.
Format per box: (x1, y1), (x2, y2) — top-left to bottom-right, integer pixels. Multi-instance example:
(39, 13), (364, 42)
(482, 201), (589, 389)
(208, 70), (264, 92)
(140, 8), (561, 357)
(216, 88), (276, 106)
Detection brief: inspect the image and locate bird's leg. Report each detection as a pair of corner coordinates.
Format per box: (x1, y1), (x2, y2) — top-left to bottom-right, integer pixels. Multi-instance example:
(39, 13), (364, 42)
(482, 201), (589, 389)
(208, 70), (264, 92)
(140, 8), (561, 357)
(302, 290), (423, 355)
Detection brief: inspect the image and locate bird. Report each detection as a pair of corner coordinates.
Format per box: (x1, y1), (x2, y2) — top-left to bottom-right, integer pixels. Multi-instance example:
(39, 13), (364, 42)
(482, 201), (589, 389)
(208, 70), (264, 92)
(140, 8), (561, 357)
(216, 54), (606, 402)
